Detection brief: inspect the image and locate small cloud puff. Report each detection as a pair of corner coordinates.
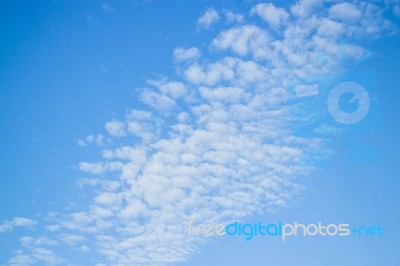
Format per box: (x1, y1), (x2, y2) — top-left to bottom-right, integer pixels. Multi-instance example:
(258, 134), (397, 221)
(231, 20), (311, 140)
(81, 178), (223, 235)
(251, 3), (289, 29)
(198, 8), (220, 29)
(0, 217), (37, 233)
(173, 47), (200, 61)
(225, 10), (244, 24)
(101, 3), (114, 13)
(105, 120), (126, 137)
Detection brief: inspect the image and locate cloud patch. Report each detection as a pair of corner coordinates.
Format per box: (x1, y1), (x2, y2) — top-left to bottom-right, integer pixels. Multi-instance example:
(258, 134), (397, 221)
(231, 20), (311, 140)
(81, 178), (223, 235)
(0, 217), (37, 233)
(197, 8), (220, 29)
(251, 3), (290, 29)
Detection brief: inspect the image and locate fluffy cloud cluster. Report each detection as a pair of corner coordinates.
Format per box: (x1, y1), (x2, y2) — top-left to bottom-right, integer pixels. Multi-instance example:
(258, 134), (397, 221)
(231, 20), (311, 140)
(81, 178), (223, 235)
(5, 1), (398, 265)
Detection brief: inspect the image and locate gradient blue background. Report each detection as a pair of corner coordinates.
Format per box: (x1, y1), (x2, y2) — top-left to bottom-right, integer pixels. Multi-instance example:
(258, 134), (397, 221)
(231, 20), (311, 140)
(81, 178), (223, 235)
(1, 1), (399, 265)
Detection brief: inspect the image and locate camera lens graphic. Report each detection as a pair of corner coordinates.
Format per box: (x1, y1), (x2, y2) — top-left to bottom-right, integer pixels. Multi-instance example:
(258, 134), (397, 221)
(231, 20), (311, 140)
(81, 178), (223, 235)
(327, 81), (371, 125)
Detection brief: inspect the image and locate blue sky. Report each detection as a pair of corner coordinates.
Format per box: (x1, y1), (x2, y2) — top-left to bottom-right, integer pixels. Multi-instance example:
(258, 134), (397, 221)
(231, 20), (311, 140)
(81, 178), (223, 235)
(1, 0), (400, 265)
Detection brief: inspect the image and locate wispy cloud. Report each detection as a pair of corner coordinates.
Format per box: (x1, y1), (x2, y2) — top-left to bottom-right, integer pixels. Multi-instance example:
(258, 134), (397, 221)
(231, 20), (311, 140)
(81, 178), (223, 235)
(105, 120), (127, 137)
(0, 217), (37, 233)
(173, 47), (200, 61)
(197, 8), (220, 29)
(225, 10), (244, 24)
(101, 3), (114, 14)
(251, 3), (289, 29)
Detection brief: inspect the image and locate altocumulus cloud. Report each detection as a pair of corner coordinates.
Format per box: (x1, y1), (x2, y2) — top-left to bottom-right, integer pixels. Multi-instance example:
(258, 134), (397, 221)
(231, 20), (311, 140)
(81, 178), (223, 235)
(4, 1), (399, 265)
(0, 217), (36, 233)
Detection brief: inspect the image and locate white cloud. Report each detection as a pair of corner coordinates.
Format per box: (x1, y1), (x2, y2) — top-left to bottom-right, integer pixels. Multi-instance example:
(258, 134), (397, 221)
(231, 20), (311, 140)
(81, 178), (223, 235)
(13, 218), (37, 227)
(213, 25), (269, 57)
(184, 63), (206, 84)
(8, 252), (35, 266)
(0, 217), (37, 233)
(225, 10), (244, 24)
(30, 247), (64, 265)
(199, 86), (249, 103)
(251, 3), (289, 29)
(127, 120), (157, 143)
(197, 8), (220, 29)
(199, 58), (236, 84)
(46, 225), (60, 232)
(236, 59), (269, 84)
(95, 192), (122, 208)
(295, 84), (319, 97)
(84, 134), (106, 146)
(104, 109), (162, 144)
(76, 134), (107, 147)
(20, 236), (57, 247)
(8, 240), (64, 266)
(358, 2), (392, 35)
(105, 120), (126, 137)
(79, 161), (123, 175)
(185, 57), (268, 86)
(119, 200), (147, 219)
(147, 79), (188, 99)
(59, 234), (86, 245)
(75, 139), (86, 147)
(141, 90), (176, 112)
(316, 18), (344, 39)
(160, 81), (187, 99)
(291, 0), (323, 18)
(329, 2), (361, 23)
(313, 123), (344, 136)
(173, 47), (200, 61)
